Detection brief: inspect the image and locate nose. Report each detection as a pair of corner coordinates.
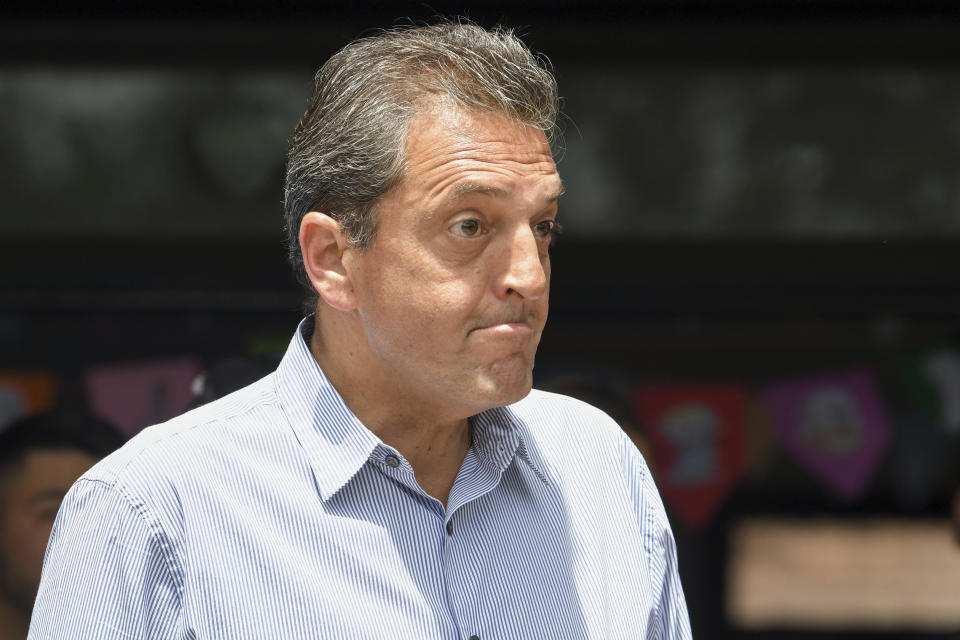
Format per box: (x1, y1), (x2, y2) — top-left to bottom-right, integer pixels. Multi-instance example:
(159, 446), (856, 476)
(498, 226), (548, 301)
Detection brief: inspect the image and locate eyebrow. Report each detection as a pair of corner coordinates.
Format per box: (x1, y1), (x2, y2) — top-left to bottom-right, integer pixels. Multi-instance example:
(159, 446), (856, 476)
(451, 182), (504, 200)
(452, 181), (565, 201)
(549, 181), (566, 201)
(426, 180), (566, 221)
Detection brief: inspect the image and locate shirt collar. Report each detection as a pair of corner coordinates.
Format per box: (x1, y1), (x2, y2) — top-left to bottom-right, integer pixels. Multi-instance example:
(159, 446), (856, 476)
(471, 405), (551, 486)
(274, 317), (382, 501)
(275, 317), (551, 500)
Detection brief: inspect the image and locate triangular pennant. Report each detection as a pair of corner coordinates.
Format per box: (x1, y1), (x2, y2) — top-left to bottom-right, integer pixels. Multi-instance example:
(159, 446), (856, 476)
(762, 369), (890, 501)
(85, 358), (201, 438)
(632, 384), (747, 529)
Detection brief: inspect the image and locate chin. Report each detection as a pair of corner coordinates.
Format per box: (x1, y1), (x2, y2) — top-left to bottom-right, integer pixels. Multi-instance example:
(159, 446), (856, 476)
(475, 359), (534, 408)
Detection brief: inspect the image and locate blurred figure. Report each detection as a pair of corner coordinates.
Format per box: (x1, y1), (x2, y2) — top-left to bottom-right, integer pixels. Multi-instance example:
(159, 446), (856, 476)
(0, 411), (124, 640)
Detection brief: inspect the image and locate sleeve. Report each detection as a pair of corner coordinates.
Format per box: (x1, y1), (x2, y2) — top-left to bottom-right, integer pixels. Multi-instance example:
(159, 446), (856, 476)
(620, 436), (693, 640)
(27, 477), (184, 640)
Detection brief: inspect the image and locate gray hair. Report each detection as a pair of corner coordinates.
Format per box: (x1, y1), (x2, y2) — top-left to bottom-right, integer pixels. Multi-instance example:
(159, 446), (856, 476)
(283, 21), (560, 312)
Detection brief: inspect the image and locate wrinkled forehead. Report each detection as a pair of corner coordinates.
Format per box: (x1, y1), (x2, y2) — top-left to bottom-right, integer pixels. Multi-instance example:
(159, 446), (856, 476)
(405, 99), (556, 163)
(405, 107), (558, 185)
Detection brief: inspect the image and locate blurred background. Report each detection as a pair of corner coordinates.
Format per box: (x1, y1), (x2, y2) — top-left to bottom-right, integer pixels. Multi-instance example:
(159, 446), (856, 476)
(1, 1), (960, 638)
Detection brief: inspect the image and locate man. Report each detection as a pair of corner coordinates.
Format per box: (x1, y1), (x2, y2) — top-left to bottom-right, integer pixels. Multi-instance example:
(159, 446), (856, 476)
(30, 23), (691, 639)
(0, 411), (123, 640)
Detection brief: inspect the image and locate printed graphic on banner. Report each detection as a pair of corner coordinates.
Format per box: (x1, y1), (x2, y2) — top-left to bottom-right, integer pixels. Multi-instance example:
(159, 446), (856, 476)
(86, 358), (201, 438)
(0, 372), (57, 432)
(633, 385), (747, 529)
(762, 369), (890, 500)
(895, 347), (960, 435)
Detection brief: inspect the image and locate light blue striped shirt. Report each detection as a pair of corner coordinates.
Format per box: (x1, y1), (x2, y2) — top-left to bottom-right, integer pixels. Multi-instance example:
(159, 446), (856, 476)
(30, 319), (691, 639)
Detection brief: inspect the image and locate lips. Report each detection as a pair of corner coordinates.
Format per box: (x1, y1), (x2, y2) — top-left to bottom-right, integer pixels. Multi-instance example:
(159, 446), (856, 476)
(468, 318), (537, 341)
(469, 311), (527, 329)
(480, 322), (532, 334)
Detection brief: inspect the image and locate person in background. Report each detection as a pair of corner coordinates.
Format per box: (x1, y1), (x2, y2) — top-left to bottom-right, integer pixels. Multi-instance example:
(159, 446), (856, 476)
(0, 411), (124, 640)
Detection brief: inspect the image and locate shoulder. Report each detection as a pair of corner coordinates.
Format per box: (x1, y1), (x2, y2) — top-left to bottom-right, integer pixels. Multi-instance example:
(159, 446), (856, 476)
(510, 387), (627, 449)
(83, 373), (281, 492)
(508, 388), (644, 485)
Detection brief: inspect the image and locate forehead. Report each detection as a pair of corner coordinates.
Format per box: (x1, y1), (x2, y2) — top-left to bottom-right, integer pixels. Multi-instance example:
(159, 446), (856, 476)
(400, 104), (561, 200)
(2, 449), (97, 496)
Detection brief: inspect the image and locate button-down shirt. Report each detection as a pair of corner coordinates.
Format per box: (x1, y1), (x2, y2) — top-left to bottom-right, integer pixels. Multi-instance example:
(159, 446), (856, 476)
(29, 319), (691, 639)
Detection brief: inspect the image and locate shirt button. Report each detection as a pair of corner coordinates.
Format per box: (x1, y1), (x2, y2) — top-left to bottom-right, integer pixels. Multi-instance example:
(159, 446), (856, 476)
(469, 636), (480, 640)
(446, 521), (454, 535)
(385, 454), (400, 468)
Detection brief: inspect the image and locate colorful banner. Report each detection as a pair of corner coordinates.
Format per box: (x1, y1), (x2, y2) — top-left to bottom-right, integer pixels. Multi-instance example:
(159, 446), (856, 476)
(632, 384), (747, 529)
(762, 369), (891, 501)
(86, 358), (201, 438)
(0, 371), (57, 431)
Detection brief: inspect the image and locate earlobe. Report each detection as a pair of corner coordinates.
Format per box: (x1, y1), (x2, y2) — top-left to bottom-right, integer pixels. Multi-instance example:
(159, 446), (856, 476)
(299, 212), (357, 312)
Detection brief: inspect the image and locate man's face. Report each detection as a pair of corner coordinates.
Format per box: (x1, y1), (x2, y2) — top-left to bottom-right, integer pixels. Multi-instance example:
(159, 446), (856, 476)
(0, 449), (97, 617)
(343, 105), (562, 421)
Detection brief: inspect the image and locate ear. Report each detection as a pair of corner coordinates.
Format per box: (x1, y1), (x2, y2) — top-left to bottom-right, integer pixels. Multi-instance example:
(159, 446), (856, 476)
(299, 212), (357, 312)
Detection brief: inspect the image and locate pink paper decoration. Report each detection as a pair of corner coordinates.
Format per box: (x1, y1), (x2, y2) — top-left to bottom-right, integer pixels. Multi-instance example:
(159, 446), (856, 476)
(86, 358), (201, 438)
(762, 369), (891, 500)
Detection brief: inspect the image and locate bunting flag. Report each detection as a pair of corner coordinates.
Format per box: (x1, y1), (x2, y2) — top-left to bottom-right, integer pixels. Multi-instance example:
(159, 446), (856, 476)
(762, 369), (891, 501)
(632, 384), (747, 529)
(0, 371), (57, 431)
(85, 358), (201, 438)
(894, 347), (960, 436)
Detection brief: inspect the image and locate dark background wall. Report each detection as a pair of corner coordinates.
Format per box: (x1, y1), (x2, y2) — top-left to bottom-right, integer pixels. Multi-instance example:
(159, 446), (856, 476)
(2, 2), (960, 638)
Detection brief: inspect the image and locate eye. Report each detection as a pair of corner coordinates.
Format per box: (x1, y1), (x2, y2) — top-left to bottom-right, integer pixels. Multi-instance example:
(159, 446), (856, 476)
(533, 219), (561, 239)
(450, 219), (483, 238)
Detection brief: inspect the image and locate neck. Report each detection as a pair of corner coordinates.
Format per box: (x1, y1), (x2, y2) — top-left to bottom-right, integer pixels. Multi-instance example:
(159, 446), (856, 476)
(310, 311), (471, 506)
(0, 597), (28, 640)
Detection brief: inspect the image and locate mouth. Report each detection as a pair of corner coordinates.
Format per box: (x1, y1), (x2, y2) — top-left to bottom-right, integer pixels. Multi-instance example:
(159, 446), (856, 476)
(468, 317), (536, 339)
(477, 322), (533, 335)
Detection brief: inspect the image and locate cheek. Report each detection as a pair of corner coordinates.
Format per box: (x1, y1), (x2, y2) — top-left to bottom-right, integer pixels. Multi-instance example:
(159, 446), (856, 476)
(1, 513), (53, 585)
(25, 526), (52, 584)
